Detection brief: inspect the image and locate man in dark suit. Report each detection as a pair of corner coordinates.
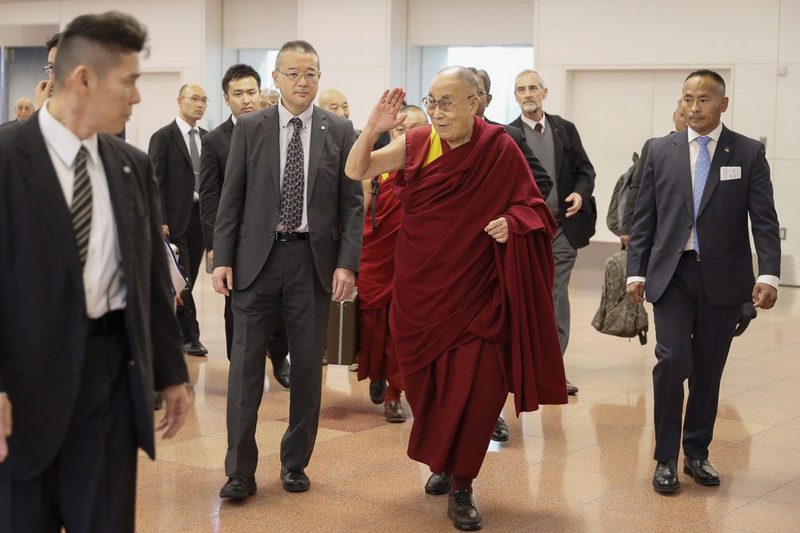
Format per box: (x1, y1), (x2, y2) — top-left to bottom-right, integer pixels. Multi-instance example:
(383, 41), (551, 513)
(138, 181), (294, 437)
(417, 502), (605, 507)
(199, 64), (290, 388)
(213, 40), (363, 499)
(510, 69), (596, 396)
(0, 12), (189, 531)
(627, 69), (780, 494)
(149, 83), (209, 356)
(470, 67), (553, 444)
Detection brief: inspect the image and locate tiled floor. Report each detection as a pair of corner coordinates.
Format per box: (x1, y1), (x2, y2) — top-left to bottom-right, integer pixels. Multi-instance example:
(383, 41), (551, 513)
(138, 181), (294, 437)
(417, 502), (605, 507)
(137, 261), (800, 532)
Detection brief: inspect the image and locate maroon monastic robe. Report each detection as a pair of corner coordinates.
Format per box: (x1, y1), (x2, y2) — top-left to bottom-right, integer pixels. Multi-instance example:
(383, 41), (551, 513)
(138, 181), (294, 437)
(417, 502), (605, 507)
(391, 118), (566, 477)
(357, 171), (404, 392)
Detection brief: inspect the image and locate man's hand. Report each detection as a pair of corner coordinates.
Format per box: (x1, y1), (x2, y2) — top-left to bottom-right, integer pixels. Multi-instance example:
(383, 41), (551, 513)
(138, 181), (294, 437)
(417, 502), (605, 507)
(564, 192), (583, 218)
(485, 217), (509, 243)
(627, 281), (645, 304)
(0, 393), (11, 463)
(620, 234), (630, 248)
(162, 225), (170, 237)
(33, 79), (52, 110)
(332, 268), (355, 302)
(213, 266), (233, 296)
(752, 282), (778, 310)
(366, 88), (406, 133)
(156, 384), (189, 439)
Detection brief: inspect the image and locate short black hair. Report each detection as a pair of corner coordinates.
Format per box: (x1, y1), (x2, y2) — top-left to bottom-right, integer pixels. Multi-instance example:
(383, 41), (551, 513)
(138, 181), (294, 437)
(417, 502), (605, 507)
(45, 32), (61, 52)
(275, 40), (319, 70)
(468, 67), (491, 94)
(55, 11), (148, 84)
(221, 64), (261, 94)
(685, 69), (726, 97)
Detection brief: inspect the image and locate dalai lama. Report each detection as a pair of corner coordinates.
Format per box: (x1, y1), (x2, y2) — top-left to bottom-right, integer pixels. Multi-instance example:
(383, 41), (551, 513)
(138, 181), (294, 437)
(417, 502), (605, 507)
(345, 66), (566, 531)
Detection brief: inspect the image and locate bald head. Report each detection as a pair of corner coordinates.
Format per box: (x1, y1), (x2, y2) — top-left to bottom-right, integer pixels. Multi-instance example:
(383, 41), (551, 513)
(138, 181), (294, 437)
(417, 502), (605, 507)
(434, 66), (480, 96)
(177, 83), (207, 126)
(390, 105), (428, 140)
(15, 97), (34, 121)
(318, 88), (350, 118)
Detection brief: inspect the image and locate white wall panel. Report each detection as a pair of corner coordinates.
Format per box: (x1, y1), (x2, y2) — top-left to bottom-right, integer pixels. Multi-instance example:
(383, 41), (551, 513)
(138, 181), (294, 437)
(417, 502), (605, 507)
(222, 0), (298, 50)
(408, 0), (533, 46)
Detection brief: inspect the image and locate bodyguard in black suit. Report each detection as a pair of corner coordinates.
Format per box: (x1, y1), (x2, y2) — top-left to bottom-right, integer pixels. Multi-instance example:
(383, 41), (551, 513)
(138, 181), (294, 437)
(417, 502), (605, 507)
(149, 83), (209, 356)
(199, 64), (290, 387)
(627, 70), (780, 493)
(511, 69), (596, 396)
(213, 41), (363, 499)
(0, 13), (189, 531)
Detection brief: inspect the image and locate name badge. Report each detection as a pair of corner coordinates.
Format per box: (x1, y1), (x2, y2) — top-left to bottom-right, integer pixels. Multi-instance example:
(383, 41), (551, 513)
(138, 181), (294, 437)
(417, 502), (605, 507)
(720, 166), (741, 181)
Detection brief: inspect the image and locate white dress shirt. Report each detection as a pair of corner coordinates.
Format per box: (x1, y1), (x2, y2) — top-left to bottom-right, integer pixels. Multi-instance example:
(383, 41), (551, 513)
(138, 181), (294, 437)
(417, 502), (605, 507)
(627, 123), (779, 289)
(277, 100), (313, 233)
(39, 102), (126, 318)
(520, 112), (546, 133)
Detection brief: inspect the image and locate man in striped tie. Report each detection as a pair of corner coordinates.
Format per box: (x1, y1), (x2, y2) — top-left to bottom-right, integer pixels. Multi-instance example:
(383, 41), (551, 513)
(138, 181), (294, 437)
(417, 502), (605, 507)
(0, 11), (189, 531)
(626, 69), (781, 494)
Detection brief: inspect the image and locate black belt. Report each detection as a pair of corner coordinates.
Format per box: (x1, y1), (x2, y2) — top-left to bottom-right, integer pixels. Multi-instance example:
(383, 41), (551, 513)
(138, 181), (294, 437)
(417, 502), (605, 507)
(275, 232), (308, 242)
(88, 310), (126, 336)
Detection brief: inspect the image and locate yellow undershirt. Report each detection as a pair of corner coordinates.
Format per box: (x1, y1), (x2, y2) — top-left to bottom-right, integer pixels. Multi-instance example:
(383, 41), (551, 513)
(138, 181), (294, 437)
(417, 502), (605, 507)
(422, 127), (443, 167)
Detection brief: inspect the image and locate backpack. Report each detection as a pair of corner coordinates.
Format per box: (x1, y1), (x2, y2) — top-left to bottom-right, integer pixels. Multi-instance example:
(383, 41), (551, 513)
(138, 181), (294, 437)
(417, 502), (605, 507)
(606, 152), (640, 236)
(592, 249), (648, 344)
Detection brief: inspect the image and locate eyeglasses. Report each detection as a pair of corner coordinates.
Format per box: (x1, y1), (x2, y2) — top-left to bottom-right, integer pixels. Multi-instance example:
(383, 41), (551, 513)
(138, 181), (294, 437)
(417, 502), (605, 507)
(42, 64), (54, 76)
(421, 94), (475, 113)
(275, 70), (321, 83)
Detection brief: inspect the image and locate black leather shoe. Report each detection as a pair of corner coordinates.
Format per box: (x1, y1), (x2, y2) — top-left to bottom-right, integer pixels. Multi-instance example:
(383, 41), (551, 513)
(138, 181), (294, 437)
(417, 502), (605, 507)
(369, 378), (387, 405)
(281, 468), (310, 493)
(272, 356), (291, 389)
(184, 340), (208, 356)
(566, 379), (579, 396)
(447, 489), (482, 531)
(491, 416), (509, 442)
(683, 458), (720, 486)
(384, 400), (407, 423)
(652, 459), (679, 493)
(219, 477), (257, 499)
(425, 472), (454, 495)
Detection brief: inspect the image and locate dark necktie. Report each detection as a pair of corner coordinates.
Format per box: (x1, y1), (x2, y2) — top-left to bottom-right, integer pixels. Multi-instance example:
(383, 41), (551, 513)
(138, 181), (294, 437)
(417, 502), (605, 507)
(189, 128), (200, 192)
(279, 117), (304, 232)
(71, 145), (92, 268)
(693, 136), (712, 254)
(534, 122), (543, 134)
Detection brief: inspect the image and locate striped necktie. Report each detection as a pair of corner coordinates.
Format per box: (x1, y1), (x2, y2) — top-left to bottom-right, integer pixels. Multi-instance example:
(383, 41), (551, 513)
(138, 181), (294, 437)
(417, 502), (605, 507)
(71, 145), (92, 268)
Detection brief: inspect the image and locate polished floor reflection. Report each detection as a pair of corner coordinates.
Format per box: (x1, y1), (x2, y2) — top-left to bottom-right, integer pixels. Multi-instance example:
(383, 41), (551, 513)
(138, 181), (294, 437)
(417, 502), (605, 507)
(137, 262), (800, 532)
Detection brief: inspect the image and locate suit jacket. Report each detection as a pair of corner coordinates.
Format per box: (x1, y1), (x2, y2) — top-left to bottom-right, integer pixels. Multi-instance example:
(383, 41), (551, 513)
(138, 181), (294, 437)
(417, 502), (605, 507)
(148, 120), (207, 238)
(627, 126), (781, 306)
(199, 115), (234, 250)
(510, 113), (596, 248)
(0, 114), (188, 480)
(485, 117), (553, 199)
(214, 105), (363, 292)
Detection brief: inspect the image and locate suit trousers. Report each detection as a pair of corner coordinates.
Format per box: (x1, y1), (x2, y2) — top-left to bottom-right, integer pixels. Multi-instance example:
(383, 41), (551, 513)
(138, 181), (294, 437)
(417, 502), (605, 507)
(172, 202), (204, 344)
(552, 227), (578, 355)
(224, 295), (288, 363)
(225, 240), (330, 478)
(652, 252), (740, 462)
(0, 321), (137, 533)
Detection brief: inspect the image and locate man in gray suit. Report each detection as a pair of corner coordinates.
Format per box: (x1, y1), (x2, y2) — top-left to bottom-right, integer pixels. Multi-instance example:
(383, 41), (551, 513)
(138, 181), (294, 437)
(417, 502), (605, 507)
(213, 40), (363, 499)
(627, 69), (780, 494)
